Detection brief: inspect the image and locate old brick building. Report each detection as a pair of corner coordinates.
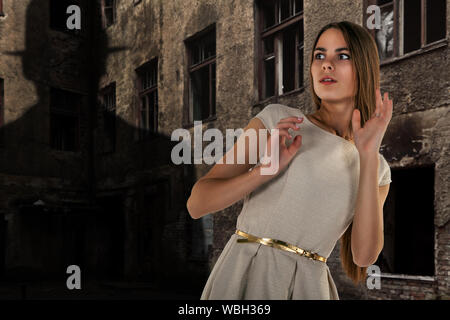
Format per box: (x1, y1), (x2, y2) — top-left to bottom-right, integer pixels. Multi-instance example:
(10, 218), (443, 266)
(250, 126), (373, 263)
(0, 0), (448, 299)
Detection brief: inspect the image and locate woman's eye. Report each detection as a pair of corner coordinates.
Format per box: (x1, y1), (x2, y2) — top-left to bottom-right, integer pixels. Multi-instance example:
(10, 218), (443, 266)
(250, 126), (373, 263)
(339, 54), (350, 60)
(315, 53), (325, 59)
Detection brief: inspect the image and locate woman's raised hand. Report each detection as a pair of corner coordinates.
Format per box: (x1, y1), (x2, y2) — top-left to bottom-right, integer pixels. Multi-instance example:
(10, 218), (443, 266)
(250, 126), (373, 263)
(260, 116), (303, 176)
(352, 89), (393, 155)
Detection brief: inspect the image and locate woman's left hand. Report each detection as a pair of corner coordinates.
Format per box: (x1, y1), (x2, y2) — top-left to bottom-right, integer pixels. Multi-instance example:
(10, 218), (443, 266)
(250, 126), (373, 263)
(352, 89), (393, 156)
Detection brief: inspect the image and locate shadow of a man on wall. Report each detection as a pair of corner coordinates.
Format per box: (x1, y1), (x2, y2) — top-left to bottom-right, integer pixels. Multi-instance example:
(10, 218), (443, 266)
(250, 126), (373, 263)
(0, 0), (202, 298)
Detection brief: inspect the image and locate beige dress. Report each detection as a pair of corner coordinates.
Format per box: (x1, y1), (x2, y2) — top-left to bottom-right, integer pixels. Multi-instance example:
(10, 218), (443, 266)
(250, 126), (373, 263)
(200, 104), (392, 300)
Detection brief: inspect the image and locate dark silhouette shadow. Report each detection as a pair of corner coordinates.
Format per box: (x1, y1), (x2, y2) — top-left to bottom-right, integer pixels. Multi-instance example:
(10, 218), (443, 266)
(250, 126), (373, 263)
(0, 0), (205, 299)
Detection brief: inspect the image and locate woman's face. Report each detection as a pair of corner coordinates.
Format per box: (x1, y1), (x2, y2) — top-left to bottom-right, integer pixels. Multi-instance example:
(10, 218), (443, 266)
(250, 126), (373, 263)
(311, 28), (356, 104)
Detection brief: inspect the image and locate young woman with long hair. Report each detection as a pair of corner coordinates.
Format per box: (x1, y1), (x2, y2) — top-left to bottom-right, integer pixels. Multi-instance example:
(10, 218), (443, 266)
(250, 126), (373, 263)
(187, 21), (393, 299)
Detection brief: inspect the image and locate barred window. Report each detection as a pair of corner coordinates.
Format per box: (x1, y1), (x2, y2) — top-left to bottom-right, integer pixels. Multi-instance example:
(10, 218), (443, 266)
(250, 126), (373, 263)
(136, 59), (158, 140)
(185, 26), (216, 123)
(258, 0), (304, 100)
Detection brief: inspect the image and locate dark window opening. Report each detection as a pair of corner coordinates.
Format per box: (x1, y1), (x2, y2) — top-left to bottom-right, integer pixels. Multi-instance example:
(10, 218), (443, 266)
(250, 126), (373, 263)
(0, 0), (4, 16)
(403, 0), (421, 54)
(426, 0), (446, 44)
(261, 0), (276, 29)
(186, 28), (216, 122)
(50, 88), (81, 152)
(136, 59), (158, 139)
(375, 165), (435, 276)
(99, 83), (116, 153)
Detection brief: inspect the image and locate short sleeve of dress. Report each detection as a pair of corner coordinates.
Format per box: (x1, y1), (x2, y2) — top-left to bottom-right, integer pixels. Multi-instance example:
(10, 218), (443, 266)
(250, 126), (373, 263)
(251, 104), (280, 132)
(250, 104), (282, 163)
(378, 154), (392, 186)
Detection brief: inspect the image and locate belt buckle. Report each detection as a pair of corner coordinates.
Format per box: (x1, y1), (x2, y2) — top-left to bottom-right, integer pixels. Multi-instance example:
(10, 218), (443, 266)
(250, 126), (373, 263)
(303, 251), (313, 260)
(303, 250), (317, 261)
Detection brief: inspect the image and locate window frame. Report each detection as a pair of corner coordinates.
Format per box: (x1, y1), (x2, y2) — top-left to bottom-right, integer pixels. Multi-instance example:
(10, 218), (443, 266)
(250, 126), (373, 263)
(364, 0), (448, 66)
(101, 0), (116, 29)
(184, 25), (216, 126)
(136, 59), (159, 141)
(257, 0), (305, 103)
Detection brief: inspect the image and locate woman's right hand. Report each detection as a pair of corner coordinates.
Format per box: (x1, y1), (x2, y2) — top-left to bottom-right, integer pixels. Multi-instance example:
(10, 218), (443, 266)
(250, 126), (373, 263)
(259, 116), (303, 176)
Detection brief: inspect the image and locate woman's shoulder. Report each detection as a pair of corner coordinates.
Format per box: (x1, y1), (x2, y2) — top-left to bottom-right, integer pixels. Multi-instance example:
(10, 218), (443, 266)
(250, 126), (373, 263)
(261, 103), (304, 118)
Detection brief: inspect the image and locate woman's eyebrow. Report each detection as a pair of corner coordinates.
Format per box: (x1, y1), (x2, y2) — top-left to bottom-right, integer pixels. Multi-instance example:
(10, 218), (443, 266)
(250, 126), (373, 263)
(314, 47), (349, 52)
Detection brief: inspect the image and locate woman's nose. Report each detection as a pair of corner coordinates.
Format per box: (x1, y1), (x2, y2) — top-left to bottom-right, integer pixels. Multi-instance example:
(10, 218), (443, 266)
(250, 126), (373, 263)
(322, 62), (334, 71)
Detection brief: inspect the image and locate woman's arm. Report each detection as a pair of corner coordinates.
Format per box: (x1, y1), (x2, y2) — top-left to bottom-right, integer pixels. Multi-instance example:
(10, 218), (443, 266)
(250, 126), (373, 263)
(187, 117), (277, 219)
(187, 165), (275, 219)
(187, 115), (303, 219)
(351, 89), (393, 267)
(351, 153), (390, 267)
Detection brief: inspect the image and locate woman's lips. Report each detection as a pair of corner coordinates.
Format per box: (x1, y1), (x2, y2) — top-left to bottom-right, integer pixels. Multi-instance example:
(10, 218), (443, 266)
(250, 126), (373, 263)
(319, 77), (337, 85)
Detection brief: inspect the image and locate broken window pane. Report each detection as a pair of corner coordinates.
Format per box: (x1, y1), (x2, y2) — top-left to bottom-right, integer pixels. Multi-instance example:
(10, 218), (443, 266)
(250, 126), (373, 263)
(375, 4), (394, 59)
(261, 0), (276, 29)
(403, 0), (421, 53)
(426, 0), (446, 44)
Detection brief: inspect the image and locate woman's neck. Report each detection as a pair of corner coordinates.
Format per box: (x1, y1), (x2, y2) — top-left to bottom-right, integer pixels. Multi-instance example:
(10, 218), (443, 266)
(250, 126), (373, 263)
(310, 100), (355, 141)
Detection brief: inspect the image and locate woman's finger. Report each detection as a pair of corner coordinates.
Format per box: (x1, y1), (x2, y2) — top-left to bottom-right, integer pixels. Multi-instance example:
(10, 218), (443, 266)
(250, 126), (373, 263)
(276, 121), (302, 131)
(374, 88), (382, 118)
(382, 92), (389, 117)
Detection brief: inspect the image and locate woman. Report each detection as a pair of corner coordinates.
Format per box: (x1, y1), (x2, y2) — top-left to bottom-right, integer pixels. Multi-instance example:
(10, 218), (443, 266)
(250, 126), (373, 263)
(187, 21), (393, 300)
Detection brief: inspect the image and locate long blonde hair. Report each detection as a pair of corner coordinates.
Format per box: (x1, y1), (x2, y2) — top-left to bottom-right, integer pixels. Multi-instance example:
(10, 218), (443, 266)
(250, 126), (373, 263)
(309, 21), (380, 285)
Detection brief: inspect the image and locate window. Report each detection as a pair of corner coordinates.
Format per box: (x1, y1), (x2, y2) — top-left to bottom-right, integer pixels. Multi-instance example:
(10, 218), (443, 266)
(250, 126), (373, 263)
(258, 0), (304, 100)
(0, 0), (4, 16)
(49, 0), (84, 35)
(375, 165), (435, 276)
(99, 82), (116, 153)
(365, 0), (447, 61)
(102, 0), (116, 28)
(136, 59), (158, 140)
(185, 26), (216, 123)
(50, 88), (81, 152)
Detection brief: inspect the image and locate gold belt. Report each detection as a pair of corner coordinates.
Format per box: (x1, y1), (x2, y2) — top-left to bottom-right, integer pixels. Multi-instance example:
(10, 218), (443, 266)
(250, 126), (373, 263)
(235, 229), (327, 263)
